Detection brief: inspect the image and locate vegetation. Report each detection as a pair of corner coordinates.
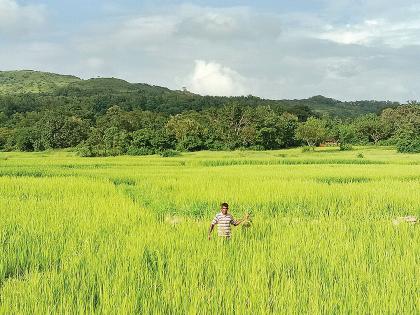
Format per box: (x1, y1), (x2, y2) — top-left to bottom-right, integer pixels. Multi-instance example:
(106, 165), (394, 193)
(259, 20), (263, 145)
(0, 70), (80, 94)
(0, 70), (419, 154)
(0, 147), (419, 313)
(295, 117), (327, 148)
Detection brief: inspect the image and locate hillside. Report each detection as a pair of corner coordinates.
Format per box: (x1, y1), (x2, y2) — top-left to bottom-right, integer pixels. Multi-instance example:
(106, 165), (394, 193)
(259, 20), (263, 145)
(0, 70), (175, 96)
(56, 77), (174, 96)
(0, 70), (81, 94)
(0, 70), (400, 117)
(0, 70), (417, 155)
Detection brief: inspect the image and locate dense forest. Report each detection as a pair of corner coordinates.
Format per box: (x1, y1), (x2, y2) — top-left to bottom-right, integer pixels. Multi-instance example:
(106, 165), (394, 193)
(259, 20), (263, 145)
(0, 70), (419, 155)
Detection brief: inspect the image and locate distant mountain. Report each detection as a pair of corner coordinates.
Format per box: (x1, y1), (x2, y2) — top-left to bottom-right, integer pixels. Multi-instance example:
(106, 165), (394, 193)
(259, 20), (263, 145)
(56, 77), (174, 96)
(0, 70), (174, 96)
(0, 70), (400, 117)
(0, 70), (80, 94)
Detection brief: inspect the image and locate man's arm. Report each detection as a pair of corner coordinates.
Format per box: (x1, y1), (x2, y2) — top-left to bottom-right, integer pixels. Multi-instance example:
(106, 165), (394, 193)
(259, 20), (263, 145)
(208, 224), (215, 240)
(232, 218), (243, 226)
(232, 213), (249, 226)
(208, 216), (218, 240)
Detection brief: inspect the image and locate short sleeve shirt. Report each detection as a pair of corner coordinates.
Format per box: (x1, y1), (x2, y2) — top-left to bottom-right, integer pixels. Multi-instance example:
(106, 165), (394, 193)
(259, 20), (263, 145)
(212, 212), (236, 237)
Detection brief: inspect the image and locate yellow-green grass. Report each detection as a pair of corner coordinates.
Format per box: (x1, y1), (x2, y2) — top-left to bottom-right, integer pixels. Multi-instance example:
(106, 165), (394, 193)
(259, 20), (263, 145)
(0, 147), (419, 314)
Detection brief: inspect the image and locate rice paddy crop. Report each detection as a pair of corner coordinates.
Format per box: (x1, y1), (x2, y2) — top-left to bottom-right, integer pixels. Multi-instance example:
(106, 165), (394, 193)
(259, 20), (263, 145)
(0, 147), (419, 314)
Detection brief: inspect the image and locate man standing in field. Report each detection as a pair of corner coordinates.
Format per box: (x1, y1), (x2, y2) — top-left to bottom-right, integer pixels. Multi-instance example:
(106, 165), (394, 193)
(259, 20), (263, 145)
(208, 202), (248, 239)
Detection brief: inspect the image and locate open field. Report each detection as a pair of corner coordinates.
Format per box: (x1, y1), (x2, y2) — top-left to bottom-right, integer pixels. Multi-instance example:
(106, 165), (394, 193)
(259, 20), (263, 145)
(0, 146), (419, 314)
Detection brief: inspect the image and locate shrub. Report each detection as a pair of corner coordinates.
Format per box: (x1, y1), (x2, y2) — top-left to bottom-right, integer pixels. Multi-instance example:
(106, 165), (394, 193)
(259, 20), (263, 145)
(248, 145), (265, 151)
(377, 138), (396, 146)
(76, 145), (94, 157)
(15, 128), (37, 152)
(396, 136), (420, 153)
(339, 143), (353, 151)
(127, 146), (155, 156)
(160, 149), (181, 157)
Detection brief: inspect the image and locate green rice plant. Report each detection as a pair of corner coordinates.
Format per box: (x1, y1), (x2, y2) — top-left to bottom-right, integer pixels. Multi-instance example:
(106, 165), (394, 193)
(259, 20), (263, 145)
(0, 146), (419, 314)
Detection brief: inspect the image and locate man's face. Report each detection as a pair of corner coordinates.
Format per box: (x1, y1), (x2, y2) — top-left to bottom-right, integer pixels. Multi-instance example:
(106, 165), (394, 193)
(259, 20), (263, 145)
(221, 206), (228, 215)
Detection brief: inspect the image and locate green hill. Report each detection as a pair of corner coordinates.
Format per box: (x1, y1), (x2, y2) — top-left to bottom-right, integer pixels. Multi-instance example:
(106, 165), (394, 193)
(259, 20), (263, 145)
(0, 70), (81, 94)
(0, 70), (400, 117)
(0, 71), (175, 96)
(56, 77), (174, 96)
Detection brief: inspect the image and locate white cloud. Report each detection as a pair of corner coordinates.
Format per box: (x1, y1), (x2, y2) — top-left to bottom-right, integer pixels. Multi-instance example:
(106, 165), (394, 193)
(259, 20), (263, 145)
(325, 57), (362, 79)
(175, 5), (281, 41)
(115, 16), (177, 44)
(187, 60), (248, 96)
(318, 25), (375, 45)
(85, 57), (105, 70)
(79, 4), (281, 52)
(0, 0), (46, 36)
(317, 19), (420, 48)
(1, 2), (420, 102)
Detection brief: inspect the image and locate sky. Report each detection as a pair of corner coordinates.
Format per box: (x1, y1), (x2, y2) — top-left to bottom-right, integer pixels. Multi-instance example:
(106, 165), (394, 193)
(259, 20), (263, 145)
(1, 0), (420, 101)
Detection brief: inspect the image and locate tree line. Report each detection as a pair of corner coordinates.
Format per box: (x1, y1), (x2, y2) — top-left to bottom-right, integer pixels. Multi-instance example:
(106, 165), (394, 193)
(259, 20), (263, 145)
(1, 99), (419, 155)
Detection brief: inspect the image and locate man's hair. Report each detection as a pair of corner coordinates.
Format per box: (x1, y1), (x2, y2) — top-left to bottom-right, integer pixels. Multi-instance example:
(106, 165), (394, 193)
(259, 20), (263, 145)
(221, 202), (229, 208)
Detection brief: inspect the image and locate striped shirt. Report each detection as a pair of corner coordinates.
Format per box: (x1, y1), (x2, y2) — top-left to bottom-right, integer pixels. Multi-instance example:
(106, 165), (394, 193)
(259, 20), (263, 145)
(211, 212), (237, 237)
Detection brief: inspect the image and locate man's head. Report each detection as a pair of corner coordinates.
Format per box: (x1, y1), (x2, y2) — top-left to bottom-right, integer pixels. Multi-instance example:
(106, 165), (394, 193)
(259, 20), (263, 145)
(220, 202), (229, 215)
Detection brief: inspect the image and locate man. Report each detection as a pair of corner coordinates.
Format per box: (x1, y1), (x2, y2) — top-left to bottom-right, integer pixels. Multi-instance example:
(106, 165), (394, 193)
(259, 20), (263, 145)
(208, 202), (248, 239)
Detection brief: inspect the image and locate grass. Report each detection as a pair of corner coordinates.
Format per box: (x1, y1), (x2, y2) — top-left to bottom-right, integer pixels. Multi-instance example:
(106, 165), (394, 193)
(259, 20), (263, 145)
(0, 146), (419, 314)
(0, 70), (80, 94)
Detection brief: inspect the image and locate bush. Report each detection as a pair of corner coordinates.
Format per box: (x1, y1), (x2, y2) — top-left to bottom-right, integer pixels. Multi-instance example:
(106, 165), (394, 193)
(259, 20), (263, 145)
(301, 146), (313, 152)
(356, 153), (364, 158)
(160, 149), (181, 157)
(0, 128), (13, 151)
(396, 136), (420, 153)
(377, 138), (396, 146)
(339, 143), (353, 151)
(76, 145), (94, 157)
(127, 146), (154, 156)
(15, 128), (36, 152)
(207, 141), (229, 151)
(248, 145), (265, 151)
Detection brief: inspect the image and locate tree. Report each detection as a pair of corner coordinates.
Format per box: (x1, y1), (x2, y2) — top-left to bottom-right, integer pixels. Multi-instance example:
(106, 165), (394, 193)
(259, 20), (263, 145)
(0, 128), (12, 150)
(396, 129), (420, 153)
(96, 105), (133, 131)
(338, 124), (356, 150)
(254, 106), (279, 149)
(253, 108), (299, 149)
(103, 127), (129, 156)
(217, 102), (256, 149)
(14, 128), (36, 151)
(127, 129), (156, 155)
(200, 107), (228, 150)
(354, 114), (390, 144)
(78, 126), (128, 157)
(380, 104), (420, 144)
(60, 116), (90, 147)
(391, 104), (420, 153)
(35, 113), (90, 149)
(127, 128), (174, 155)
(295, 117), (327, 148)
(165, 113), (204, 151)
(2, 73), (418, 156)
(276, 112), (299, 148)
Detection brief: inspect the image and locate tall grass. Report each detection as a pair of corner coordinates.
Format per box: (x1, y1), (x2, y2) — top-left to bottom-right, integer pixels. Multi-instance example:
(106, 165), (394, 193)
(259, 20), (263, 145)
(0, 147), (419, 314)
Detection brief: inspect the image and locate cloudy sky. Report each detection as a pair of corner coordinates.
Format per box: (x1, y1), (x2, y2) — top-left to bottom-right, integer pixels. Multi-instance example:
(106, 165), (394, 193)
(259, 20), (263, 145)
(1, 0), (419, 101)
